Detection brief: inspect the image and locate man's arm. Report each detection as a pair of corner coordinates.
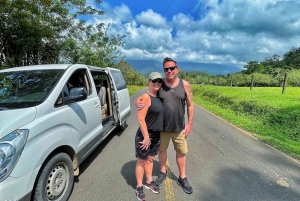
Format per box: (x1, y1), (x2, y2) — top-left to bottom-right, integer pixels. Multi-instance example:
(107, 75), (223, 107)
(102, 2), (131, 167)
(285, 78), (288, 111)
(135, 95), (147, 110)
(183, 80), (194, 138)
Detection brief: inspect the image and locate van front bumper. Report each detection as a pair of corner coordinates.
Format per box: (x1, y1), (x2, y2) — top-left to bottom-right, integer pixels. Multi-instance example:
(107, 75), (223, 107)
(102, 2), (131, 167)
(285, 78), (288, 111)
(0, 170), (35, 201)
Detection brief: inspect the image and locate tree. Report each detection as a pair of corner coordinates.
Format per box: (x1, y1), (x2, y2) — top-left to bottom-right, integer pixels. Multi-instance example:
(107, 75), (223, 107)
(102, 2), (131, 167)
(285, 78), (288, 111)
(0, 0), (124, 69)
(116, 60), (145, 85)
(231, 73), (251, 87)
(287, 69), (300, 86)
(251, 73), (277, 87)
(243, 61), (260, 74)
(60, 23), (125, 67)
(283, 47), (300, 69)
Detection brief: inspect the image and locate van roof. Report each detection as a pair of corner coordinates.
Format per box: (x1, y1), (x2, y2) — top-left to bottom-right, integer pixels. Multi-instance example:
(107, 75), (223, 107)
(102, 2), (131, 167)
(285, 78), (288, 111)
(0, 64), (86, 72)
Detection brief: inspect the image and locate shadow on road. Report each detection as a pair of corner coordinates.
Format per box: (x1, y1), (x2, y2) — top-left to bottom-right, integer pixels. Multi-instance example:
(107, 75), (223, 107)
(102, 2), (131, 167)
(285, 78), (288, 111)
(121, 159), (161, 189)
(74, 129), (126, 183)
(200, 167), (300, 201)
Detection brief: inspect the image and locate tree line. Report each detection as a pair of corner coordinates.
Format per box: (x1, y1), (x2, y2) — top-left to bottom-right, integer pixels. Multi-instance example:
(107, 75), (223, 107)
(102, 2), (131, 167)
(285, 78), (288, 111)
(166, 47), (300, 87)
(0, 0), (124, 69)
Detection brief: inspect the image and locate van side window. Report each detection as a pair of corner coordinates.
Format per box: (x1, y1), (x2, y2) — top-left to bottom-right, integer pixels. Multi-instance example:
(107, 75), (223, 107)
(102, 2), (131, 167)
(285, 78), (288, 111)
(55, 69), (91, 107)
(55, 84), (69, 107)
(110, 70), (127, 91)
(67, 69), (91, 94)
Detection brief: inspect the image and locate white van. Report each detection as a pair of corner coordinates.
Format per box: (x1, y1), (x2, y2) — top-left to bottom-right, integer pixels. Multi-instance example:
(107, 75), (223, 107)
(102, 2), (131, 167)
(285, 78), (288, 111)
(0, 64), (131, 201)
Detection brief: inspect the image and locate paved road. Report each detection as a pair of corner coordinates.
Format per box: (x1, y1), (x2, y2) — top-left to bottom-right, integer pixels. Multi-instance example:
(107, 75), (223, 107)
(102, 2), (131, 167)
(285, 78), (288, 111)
(68, 89), (300, 201)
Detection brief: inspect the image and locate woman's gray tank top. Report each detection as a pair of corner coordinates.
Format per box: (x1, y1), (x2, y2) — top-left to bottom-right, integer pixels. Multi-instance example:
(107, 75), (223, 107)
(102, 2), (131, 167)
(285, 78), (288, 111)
(158, 78), (186, 132)
(145, 94), (164, 132)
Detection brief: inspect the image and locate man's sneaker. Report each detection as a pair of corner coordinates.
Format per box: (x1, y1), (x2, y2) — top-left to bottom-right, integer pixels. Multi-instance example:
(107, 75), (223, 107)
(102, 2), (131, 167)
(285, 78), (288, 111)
(177, 177), (193, 194)
(144, 181), (161, 194)
(135, 186), (146, 201)
(155, 171), (167, 186)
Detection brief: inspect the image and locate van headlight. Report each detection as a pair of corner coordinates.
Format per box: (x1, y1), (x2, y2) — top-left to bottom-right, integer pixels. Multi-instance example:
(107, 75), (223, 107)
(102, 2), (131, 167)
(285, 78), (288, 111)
(0, 129), (28, 182)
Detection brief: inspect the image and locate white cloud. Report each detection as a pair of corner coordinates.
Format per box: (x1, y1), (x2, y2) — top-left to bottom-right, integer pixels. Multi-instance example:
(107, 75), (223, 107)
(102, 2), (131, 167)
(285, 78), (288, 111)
(98, 0), (300, 68)
(113, 4), (132, 22)
(135, 9), (167, 28)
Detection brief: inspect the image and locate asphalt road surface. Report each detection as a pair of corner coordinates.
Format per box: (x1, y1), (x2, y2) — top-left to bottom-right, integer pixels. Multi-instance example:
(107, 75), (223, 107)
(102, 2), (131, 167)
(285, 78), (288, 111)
(68, 89), (300, 201)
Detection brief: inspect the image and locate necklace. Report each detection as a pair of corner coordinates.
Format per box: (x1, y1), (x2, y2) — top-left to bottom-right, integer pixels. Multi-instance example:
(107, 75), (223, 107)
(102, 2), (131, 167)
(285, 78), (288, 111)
(147, 91), (157, 97)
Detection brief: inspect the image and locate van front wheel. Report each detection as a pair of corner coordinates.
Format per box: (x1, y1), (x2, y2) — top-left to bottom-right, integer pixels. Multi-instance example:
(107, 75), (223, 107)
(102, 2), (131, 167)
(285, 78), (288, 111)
(34, 153), (74, 201)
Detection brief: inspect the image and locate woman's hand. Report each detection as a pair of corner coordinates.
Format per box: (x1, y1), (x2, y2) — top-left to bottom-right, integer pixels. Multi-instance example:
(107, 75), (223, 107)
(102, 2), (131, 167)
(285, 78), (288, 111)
(139, 137), (151, 150)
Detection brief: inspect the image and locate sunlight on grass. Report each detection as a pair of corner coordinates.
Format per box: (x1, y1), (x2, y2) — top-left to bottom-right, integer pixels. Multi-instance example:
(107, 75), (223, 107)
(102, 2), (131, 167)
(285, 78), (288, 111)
(192, 85), (300, 160)
(127, 85), (146, 97)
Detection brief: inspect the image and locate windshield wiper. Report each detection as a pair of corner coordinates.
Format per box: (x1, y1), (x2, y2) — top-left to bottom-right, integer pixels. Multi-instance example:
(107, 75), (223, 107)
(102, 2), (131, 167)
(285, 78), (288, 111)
(0, 107), (8, 110)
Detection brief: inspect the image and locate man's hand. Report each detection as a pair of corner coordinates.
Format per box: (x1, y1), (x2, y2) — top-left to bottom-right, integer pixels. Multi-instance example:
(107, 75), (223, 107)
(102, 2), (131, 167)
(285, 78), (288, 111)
(184, 124), (192, 138)
(135, 97), (147, 111)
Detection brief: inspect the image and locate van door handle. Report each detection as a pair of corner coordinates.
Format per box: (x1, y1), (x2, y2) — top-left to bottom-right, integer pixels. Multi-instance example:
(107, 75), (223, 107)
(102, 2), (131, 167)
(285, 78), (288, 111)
(94, 101), (100, 109)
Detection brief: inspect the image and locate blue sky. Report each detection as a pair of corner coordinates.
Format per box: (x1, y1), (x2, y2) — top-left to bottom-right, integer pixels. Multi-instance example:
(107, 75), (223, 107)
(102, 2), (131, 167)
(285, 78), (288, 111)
(85, 0), (300, 69)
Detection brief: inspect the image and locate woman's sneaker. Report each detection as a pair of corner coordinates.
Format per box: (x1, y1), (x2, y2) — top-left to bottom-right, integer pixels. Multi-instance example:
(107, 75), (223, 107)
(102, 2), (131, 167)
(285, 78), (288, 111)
(144, 181), (161, 193)
(135, 186), (146, 201)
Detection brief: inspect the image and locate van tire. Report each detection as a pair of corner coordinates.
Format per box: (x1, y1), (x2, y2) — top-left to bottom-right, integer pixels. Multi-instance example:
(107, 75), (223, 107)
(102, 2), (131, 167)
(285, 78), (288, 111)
(119, 121), (127, 131)
(33, 153), (74, 201)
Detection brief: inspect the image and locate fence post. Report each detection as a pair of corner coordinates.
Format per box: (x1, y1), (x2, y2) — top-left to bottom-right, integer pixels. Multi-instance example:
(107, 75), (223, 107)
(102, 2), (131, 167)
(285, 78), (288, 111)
(250, 74), (254, 91)
(282, 73), (288, 94)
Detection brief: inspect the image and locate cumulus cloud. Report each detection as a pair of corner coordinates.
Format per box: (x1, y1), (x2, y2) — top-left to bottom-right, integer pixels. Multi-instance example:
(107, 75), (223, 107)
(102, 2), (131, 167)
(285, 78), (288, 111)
(94, 0), (300, 68)
(135, 9), (167, 28)
(113, 4), (133, 23)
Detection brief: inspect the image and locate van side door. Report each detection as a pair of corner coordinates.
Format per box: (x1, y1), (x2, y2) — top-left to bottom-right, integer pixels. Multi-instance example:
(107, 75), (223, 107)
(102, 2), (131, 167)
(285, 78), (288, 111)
(106, 68), (131, 125)
(63, 67), (103, 162)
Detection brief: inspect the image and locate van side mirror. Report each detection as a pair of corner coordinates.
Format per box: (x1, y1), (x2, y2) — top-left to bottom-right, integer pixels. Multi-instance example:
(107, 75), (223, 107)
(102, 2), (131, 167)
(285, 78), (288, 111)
(64, 87), (87, 104)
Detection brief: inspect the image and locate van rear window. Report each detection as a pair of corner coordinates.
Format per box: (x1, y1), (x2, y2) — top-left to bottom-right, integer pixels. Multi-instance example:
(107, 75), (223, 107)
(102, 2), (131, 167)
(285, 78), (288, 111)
(110, 70), (127, 91)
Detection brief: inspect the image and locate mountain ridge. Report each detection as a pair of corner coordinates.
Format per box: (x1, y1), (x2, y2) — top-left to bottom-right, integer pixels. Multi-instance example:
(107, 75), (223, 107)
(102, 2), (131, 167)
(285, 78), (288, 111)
(124, 59), (243, 76)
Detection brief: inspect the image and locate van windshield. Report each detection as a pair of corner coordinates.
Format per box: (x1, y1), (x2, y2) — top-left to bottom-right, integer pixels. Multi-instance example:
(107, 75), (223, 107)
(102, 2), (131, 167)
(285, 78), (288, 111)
(0, 69), (63, 109)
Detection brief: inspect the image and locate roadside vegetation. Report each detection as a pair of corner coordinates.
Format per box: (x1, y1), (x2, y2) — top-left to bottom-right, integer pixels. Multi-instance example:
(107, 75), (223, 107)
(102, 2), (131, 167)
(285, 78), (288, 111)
(192, 85), (300, 160)
(127, 85), (145, 97)
(1, 0), (124, 69)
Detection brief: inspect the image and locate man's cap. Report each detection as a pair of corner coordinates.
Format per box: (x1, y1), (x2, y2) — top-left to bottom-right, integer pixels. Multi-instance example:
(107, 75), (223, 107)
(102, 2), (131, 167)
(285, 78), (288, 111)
(163, 57), (177, 66)
(149, 72), (163, 80)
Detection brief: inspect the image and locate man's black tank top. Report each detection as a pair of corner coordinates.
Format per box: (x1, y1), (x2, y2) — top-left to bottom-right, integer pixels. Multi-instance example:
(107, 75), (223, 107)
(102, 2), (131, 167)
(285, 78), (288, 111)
(145, 94), (164, 132)
(158, 78), (186, 132)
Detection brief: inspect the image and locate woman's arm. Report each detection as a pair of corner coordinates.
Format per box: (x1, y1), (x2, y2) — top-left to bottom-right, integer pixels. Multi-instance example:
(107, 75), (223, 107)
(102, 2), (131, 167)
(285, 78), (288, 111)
(137, 93), (151, 149)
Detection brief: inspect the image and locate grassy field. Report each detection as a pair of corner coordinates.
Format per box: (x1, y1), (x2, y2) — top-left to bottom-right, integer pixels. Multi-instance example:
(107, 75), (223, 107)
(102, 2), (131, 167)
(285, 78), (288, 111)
(128, 84), (300, 160)
(192, 85), (300, 160)
(127, 85), (146, 97)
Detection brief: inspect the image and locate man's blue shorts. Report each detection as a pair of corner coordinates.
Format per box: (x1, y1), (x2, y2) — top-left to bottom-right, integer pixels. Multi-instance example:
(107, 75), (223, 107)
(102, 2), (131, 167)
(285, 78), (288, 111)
(135, 128), (160, 160)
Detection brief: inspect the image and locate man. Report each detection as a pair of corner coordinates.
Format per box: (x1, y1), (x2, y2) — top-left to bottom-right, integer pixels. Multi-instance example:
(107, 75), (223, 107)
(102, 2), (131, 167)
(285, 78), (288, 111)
(136, 57), (194, 194)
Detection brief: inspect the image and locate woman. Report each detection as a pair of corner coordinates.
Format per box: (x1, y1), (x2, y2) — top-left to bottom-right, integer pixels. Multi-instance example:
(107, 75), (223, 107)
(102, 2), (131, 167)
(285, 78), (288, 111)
(135, 72), (164, 201)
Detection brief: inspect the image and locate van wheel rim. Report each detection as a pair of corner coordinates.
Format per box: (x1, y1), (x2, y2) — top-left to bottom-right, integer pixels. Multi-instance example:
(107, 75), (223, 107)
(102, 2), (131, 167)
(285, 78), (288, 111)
(46, 164), (68, 199)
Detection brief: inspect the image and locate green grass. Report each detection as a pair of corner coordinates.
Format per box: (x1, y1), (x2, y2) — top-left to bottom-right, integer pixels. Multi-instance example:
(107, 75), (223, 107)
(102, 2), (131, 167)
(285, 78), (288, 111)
(192, 85), (300, 160)
(127, 85), (146, 97)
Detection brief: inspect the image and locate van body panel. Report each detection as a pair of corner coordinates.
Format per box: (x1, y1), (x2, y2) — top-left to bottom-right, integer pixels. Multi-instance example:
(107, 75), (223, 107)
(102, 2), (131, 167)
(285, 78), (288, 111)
(9, 101), (75, 177)
(0, 167), (37, 201)
(0, 107), (36, 138)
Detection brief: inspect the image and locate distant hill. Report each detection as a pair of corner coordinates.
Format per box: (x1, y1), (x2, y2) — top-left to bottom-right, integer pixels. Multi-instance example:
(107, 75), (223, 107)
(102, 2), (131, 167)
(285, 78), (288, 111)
(124, 59), (243, 76)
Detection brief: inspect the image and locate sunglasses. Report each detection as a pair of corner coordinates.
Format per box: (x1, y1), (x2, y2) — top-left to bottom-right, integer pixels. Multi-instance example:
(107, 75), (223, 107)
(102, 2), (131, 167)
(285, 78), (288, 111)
(151, 79), (163, 83)
(164, 66), (177, 72)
